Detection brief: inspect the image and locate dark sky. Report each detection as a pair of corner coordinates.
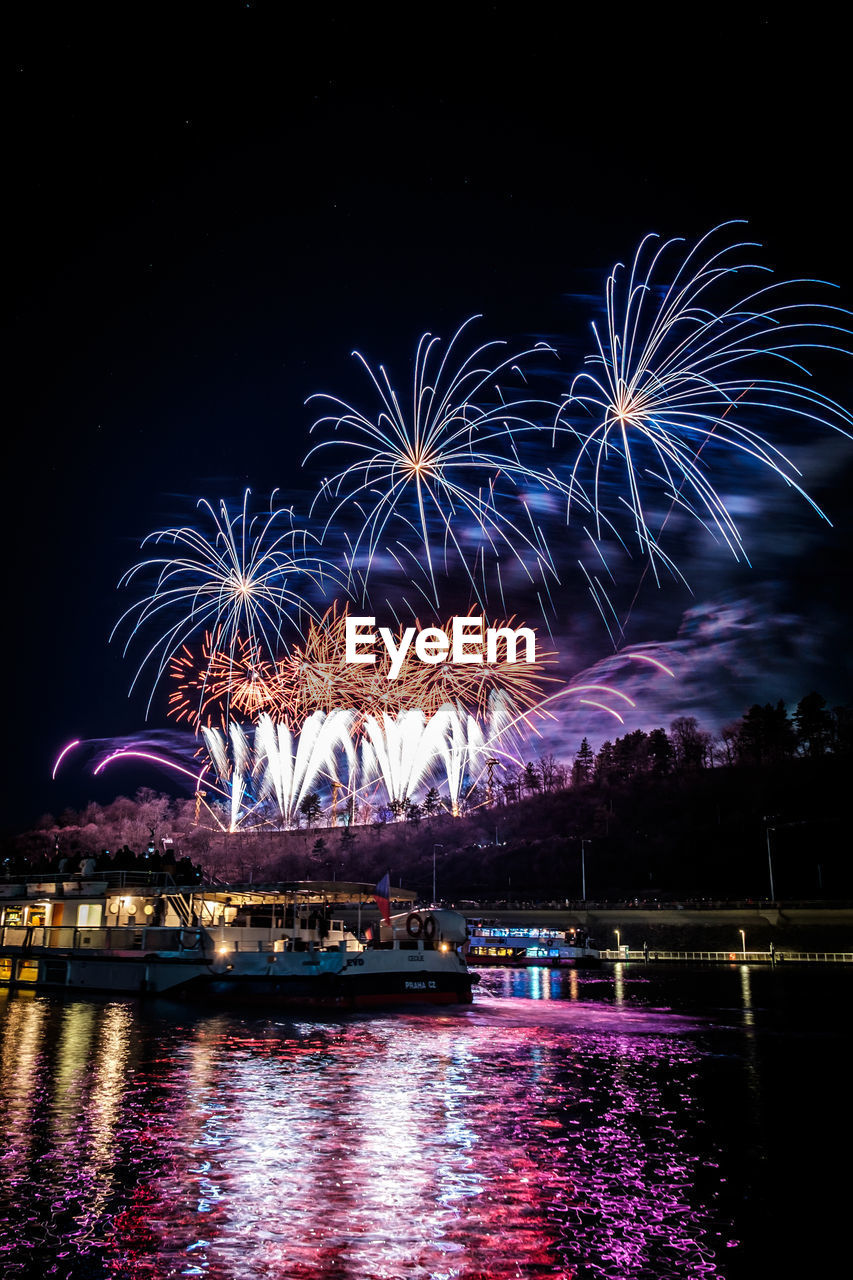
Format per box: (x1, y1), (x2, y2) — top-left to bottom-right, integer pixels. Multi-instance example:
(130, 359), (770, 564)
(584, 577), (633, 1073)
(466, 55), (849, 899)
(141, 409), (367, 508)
(7, 4), (853, 829)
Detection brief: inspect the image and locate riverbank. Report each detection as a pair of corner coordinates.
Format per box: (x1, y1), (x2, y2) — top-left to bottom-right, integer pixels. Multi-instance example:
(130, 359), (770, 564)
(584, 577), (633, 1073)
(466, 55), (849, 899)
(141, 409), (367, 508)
(470, 906), (853, 952)
(340, 904), (853, 952)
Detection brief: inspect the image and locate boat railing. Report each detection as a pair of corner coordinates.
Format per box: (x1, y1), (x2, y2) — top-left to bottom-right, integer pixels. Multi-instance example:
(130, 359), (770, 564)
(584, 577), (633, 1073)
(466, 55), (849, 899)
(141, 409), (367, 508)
(209, 928), (360, 955)
(2, 919), (366, 957)
(0, 924), (199, 954)
(2, 871), (184, 897)
(601, 948), (853, 964)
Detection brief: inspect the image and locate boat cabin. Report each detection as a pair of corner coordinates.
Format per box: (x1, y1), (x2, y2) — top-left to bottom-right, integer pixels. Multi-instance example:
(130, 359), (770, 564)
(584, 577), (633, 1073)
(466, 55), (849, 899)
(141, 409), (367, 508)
(0, 875), (425, 988)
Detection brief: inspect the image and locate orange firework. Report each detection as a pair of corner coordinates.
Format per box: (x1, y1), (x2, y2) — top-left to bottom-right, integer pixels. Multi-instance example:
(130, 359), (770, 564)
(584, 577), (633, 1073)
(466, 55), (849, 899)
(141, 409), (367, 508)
(169, 605), (561, 732)
(168, 629), (287, 730)
(274, 603), (559, 728)
(273, 602), (401, 726)
(404, 615), (560, 719)
(383, 612), (559, 720)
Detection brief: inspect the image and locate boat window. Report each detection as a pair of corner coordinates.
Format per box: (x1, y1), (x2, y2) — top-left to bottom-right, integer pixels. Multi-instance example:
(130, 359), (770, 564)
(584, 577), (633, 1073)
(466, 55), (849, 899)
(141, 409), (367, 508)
(2, 907), (24, 927)
(17, 960), (39, 983)
(0, 959), (12, 981)
(76, 904), (103, 927)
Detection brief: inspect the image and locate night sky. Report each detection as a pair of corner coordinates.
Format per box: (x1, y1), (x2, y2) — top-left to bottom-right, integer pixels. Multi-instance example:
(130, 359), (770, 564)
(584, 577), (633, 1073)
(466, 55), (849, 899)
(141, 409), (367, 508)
(8, 4), (853, 830)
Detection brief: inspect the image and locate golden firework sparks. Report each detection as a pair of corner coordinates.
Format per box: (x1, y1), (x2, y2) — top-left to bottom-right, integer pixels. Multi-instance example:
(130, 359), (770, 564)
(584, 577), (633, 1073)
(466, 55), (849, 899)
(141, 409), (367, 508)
(168, 628), (289, 731)
(275, 603), (559, 728)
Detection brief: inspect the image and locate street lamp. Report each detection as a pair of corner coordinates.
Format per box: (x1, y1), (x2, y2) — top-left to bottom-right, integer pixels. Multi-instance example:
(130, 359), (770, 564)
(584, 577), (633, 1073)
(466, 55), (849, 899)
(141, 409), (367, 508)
(432, 845), (443, 905)
(739, 928), (746, 957)
(764, 817), (809, 903)
(764, 819), (777, 902)
(614, 928), (621, 958)
(581, 839), (588, 903)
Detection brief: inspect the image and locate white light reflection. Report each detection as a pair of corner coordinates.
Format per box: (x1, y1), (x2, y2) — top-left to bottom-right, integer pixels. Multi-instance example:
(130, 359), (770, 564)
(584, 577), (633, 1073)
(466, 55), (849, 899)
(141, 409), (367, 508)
(50, 1001), (97, 1145)
(739, 964), (754, 1029)
(87, 1003), (133, 1213)
(0, 994), (48, 1173)
(18, 999), (737, 1280)
(738, 963), (762, 1110)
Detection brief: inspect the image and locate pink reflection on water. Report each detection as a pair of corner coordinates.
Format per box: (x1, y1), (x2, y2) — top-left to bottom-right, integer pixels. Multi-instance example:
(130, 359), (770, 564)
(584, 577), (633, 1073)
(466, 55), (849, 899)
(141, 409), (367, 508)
(0, 984), (733, 1279)
(105, 1017), (569, 1279)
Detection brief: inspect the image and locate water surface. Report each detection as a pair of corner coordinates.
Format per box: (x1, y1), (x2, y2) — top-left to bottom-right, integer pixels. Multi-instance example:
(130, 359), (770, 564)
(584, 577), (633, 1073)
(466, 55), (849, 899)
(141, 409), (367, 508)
(1, 964), (848, 1278)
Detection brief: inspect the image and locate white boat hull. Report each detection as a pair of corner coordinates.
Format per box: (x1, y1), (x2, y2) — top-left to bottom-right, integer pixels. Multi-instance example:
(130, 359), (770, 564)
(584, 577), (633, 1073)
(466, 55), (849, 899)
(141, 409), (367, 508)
(1, 941), (475, 1005)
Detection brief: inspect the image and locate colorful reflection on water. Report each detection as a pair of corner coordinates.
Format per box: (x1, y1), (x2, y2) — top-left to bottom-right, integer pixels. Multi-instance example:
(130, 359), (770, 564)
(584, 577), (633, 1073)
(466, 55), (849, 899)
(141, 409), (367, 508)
(0, 965), (849, 1278)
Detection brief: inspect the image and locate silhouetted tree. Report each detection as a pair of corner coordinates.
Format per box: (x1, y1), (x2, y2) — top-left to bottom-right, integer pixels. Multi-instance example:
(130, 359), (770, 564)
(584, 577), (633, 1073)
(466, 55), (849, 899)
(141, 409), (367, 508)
(523, 762), (541, 795)
(423, 787), (442, 818)
(537, 754), (562, 792)
(647, 727), (673, 775)
(716, 722), (741, 767)
(833, 705), (853, 754)
(670, 716), (712, 769)
(613, 729), (649, 780)
(299, 792), (322, 827)
(502, 776), (519, 805)
(795, 691), (833, 758)
(572, 738), (595, 786)
(594, 740), (615, 782)
(734, 702), (795, 765)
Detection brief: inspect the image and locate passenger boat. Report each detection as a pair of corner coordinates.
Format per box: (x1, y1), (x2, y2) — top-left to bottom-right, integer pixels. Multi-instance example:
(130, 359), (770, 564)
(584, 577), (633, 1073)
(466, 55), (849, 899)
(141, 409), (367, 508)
(0, 874), (476, 1006)
(465, 920), (601, 968)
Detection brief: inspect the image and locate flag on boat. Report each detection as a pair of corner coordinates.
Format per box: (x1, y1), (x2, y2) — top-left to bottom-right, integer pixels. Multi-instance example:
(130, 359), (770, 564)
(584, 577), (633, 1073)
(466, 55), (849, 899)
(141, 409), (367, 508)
(374, 872), (391, 924)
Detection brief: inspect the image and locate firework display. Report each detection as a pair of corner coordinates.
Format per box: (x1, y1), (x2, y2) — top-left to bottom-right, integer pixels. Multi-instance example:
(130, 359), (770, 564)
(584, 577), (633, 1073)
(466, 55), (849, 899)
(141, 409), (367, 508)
(89, 226), (849, 829)
(559, 223), (853, 581)
(164, 603), (561, 736)
(93, 706), (484, 831)
(403, 618), (561, 720)
(23, 43), (853, 1280)
(112, 489), (344, 716)
(271, 603), (561, 728)
(168, 629), (286, 730)
(306, 318), (566, 611)
(92, 674), (646, 832)
(273, 601), (394, 723)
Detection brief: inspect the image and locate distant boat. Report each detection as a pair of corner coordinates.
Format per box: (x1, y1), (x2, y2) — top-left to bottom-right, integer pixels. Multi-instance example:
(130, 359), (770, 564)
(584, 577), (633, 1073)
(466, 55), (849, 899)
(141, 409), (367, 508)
(0, 875), (476, 1006)
(465, 919), (600, 968)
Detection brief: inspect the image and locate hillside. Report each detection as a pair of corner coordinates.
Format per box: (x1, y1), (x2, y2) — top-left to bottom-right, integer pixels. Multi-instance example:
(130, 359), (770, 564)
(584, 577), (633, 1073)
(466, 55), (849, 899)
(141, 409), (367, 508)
(9, 751), (850, 904)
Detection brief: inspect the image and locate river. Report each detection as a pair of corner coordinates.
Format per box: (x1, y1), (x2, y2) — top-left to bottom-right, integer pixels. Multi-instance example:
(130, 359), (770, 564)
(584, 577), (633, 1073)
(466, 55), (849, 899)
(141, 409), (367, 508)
(0, 963), (848, 1278)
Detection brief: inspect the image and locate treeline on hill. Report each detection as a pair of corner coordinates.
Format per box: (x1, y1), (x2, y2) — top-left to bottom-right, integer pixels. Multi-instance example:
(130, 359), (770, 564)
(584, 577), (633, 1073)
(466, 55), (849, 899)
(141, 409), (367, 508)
(7, 693), (851, 901)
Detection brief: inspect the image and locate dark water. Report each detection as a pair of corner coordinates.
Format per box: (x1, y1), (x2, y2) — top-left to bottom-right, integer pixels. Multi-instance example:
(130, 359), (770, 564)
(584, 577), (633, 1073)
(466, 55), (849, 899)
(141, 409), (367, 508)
(0, 964), (849, 1279)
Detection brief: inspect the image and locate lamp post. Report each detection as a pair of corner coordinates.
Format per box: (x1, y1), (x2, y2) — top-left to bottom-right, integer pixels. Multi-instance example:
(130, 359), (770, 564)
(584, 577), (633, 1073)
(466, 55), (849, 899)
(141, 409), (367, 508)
(764, 817), (808, 903)
(581, 839), (588, 903)
(764, 820), (776, 902)
(739, 928), (746, 957)
(432, 845), (443, 905)
(614, 928), (621, 958)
